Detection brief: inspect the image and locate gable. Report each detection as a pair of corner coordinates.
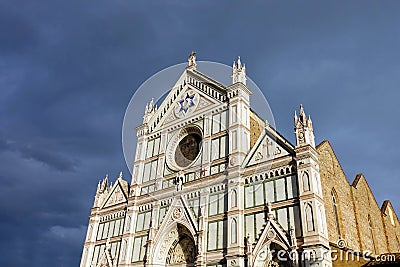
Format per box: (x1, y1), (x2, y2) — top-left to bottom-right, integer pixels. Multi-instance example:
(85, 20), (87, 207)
(244, 126), (294, 168)
(159, 86), (222, 130)
(150, 196), (199, 265)
(101, 180), (128, 209)
(252, 216), (294, 267)
(147, 69), (228, 133)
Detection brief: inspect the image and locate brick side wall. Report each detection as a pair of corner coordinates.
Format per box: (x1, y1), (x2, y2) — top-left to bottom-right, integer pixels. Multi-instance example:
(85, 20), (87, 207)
(317, 141), (400, 257)
(318, 141), (360, 251)
(382, 201), (400, 253)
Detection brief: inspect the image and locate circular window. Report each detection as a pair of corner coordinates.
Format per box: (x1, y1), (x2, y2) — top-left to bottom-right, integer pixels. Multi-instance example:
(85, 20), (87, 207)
(166, 126), (203, 171)
(174, 133), (202, 168)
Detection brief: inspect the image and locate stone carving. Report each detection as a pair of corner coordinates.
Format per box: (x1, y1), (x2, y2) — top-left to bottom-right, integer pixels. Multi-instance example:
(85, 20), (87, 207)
(166, 236), (196, 264)
(174, 91), (200, 118)
(254, 151), (263, 161)
(105, 186), (125, 207)
(173, 207), (183, 220)
(159, 229), (179, 260)
(266, 229), (276, 240)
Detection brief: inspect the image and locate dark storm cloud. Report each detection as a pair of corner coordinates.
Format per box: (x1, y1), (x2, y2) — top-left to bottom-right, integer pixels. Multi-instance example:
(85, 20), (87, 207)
(1, 1), (399, 266)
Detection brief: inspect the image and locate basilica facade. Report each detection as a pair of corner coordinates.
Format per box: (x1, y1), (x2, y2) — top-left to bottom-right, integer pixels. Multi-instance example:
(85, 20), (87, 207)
(80, 54), (400, 267)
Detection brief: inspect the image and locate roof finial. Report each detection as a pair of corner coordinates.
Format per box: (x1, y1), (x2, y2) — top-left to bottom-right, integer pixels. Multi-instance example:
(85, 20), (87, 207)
(267, 202), (274, 219)
(118, 171), (123, 180)
(187, 51), (197, 70)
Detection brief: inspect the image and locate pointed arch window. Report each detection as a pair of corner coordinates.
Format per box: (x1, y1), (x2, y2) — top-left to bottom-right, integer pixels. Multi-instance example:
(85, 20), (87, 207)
(331, 190), (341, 238)
(231, 218), (238, 244)
(368, 215), (377, 254)
(305, 204), (315, 232)
(302, 172), (310, 192)
(231, 189), (237, 208)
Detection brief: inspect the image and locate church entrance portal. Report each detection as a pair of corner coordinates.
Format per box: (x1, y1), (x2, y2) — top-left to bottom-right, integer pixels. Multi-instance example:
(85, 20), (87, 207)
(165, 224), (196, 267)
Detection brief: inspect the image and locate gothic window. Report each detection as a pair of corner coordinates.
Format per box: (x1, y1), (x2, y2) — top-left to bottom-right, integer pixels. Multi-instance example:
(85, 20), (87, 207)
(110, 241), (121, 262)
(331, 190), (341, 237)
(368, 215), (377, 254)
(277, 208), (289, 231)
(275, 178), (286, 201)
(209, 193), (225, 216)
(146, 137), (160, 158)
(136, 211), (151, 232)
(92, 244), (102, 265)
(211, 135), (227, 161)
(286, 175), (298, 199)
(96, 218), (125, 241)
(142, 159), (158, 182)
(265, 180), (275, 202)
(245, 211), (265, 242)
(305, 204), (315, 232)
(212, 110), (228, 134)
(231, 218), (238, 244)
(302, 172), (311, 192)
(207, 220), (225, 250)
(245, 183), (264, 208)
(231, 189), (237, 208)
(132, 235), (148, 262)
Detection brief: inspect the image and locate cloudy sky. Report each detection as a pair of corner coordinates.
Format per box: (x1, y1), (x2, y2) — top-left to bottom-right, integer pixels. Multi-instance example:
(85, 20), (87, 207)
(1, 1), (400, 266)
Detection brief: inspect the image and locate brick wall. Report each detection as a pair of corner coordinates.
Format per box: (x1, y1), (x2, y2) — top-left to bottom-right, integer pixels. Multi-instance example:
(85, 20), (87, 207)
(317, 141), (400, 260)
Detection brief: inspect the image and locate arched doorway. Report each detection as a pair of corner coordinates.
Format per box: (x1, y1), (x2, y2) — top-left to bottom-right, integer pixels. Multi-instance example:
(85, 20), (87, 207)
(165, 224), (196, 267)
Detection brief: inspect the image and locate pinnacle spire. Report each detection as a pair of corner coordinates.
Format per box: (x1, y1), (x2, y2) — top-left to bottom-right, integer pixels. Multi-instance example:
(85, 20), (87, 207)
(294, 104), (315, 147)
(232, 56), (247, 85)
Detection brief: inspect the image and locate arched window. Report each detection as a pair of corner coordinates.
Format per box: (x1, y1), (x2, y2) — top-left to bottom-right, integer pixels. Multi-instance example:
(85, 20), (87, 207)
(331, 190), (341, 238)
(231, 189), (237, 208)
(305, 204), (315, 232)
(368, 215), (377, 254)
(302, 172), (310, 192)
(231, 218), (238, 244)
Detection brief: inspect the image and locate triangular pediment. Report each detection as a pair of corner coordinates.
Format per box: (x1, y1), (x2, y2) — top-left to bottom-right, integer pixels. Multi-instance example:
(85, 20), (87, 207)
(147, 69), (228, 133)
(101, 178), (129, 209)
(150, 196), (199, 265)
(156, 196), (198, 237)
(244, 125), (294, 167)
(252, 218), (293, 266)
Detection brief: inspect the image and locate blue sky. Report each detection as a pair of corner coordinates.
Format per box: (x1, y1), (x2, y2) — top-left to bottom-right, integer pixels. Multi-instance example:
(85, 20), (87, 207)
(0, 1), (399, 266)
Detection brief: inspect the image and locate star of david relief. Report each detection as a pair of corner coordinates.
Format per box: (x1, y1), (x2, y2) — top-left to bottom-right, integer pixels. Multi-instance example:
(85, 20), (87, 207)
(174, 91), (200, 118)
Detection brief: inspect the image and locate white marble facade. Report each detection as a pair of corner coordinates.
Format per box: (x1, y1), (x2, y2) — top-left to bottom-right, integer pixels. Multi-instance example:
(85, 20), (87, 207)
(80, 54), (332, 267)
